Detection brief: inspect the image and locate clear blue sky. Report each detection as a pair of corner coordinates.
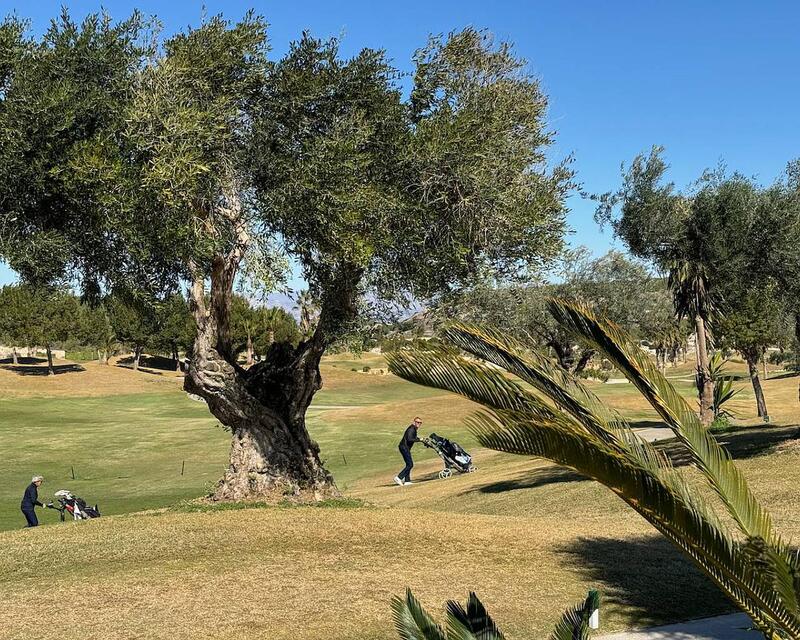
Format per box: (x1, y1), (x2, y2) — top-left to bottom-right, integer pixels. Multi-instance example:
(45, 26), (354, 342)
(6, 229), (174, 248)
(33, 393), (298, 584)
(1, 0), (799, 287)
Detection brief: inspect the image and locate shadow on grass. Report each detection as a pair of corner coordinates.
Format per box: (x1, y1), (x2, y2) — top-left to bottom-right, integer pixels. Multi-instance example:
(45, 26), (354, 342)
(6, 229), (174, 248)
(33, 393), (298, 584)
(474, 426), (800, 495)
(478, 466), (586, 494)
(116, 354), (181, 375)
(558, 535), (733, 625)
(0, 356), (47, 365)
(0, 363), (85, 376)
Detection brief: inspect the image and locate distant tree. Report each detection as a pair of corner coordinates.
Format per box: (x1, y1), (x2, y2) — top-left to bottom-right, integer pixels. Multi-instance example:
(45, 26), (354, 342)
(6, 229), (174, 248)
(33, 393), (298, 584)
(107, 295), (159, 370)
(0, 285), (80, 373)
(0, 284), (31, 363)
(444, 249), (653, 374)
(718, 286), (791, 420)
(153, 294), (195, 368)
(78, 302), (116, 364)
(595, 148), (770, 426)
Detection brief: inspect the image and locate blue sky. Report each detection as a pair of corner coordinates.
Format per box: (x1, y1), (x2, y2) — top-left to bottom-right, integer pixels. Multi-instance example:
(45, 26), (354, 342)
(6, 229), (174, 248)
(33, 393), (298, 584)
(1, 0), (799, 288)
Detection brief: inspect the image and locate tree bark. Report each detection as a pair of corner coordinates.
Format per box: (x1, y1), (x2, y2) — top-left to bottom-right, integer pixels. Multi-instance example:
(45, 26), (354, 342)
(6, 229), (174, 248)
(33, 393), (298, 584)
(133, 345), (143, 371)
(744, 349), (768, 420)
(694, 316), (714, 427)
(184, 198), (357, 500)
(11, 347), (18, 365)
(45, 344), (54, 376)
(573, 349), (595, 374)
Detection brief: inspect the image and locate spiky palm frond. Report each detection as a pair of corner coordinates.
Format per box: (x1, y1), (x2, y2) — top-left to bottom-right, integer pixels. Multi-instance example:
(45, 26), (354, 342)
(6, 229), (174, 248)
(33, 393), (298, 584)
(386, 302), (800, 639)
(446, 592), (506, 640)
(547, 299), (775, 544)
(550, 590), (600, 640)
(392, 589), (446, 640)
(709, 353), (740, 417)
(391, 590), (503, 640)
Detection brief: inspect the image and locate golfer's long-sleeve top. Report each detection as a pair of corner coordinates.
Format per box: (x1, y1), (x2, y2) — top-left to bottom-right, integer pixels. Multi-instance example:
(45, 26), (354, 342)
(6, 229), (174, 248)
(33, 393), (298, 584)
(399, 424), (420, 450)
(21, 483), (42, 509)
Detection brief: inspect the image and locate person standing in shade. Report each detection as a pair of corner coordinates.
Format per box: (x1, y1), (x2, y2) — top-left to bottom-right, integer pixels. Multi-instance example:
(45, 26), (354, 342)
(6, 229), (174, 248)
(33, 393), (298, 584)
(394, 417), (423, 486)
(21, 475), (45, 527)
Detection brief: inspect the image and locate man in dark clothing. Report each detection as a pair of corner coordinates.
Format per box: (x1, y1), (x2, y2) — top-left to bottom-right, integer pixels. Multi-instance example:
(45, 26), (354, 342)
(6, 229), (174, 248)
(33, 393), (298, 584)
(395, 417), (423, 486)
(21, 475), (45, 527)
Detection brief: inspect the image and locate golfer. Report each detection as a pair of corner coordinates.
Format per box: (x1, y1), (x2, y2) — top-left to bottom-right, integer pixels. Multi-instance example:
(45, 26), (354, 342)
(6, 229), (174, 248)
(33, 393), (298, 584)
(21, 475), (45, 527)
(394, 417), (423, 486)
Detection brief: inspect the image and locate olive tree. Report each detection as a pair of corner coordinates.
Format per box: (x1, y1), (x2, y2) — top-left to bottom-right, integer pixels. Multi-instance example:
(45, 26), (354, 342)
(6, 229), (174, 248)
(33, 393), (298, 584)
(0, 13), (571, 499)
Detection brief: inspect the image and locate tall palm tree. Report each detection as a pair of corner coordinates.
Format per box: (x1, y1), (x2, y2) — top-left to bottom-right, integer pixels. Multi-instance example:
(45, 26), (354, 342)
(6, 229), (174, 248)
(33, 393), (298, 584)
(668, 258), (717, 426)
(388, 300), (800, 639)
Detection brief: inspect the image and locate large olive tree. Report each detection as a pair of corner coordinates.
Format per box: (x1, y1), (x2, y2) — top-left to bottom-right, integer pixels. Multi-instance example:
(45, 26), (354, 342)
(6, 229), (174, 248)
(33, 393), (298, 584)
(0, 13), (571, 499)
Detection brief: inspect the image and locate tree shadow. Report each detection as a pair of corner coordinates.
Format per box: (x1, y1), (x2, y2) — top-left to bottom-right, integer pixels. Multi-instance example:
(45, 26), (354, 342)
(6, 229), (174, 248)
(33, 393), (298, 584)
(478, 466), (586, 494)
(661, 426), (800, 466)
(116, 354), (180, 375)
(766, 370), (800, 380)
(558, 535), (733, 625)
(0, 356), (47, 365)
(0, 363), (85, 376)
(472, 426), (800, 495)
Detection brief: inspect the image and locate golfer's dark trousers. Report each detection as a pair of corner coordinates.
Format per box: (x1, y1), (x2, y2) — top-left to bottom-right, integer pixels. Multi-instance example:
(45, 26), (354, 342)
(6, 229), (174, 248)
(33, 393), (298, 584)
(398, 445), (414, 482)
(21, 508), (38, 527)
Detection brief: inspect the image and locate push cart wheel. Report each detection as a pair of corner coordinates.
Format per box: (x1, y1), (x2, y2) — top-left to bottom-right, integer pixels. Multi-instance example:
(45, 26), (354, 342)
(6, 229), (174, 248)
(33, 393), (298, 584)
(439, 468), (453, 479)
(468, 466), (477, 473)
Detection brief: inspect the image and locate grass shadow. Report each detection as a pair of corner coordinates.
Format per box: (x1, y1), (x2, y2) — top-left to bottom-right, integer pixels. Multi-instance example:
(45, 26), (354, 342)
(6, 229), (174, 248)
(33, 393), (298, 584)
(558, 535), (733, 626)
(0, 363), (85, 376)
(116, 355), (180, 375)
(0, 356), (47, 365)
(478, 466), (586, 494)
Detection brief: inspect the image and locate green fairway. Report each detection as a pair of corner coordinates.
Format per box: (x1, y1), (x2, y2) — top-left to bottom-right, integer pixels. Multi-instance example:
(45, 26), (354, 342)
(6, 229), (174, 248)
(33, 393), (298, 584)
(0, 392), (227, 531)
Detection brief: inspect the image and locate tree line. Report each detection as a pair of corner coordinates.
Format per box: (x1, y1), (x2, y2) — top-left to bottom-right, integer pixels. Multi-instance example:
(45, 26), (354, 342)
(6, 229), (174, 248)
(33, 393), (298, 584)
(0, 285), (300, 374)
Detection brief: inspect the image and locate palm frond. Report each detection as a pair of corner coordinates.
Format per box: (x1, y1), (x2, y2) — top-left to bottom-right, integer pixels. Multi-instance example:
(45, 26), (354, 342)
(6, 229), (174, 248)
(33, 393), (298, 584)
(446, 592), (506, 640)
(550, 590), (600, 640)
(547, 298), (776, 545)
(388, 305), (800, 637)
(392, 589), (447, 640)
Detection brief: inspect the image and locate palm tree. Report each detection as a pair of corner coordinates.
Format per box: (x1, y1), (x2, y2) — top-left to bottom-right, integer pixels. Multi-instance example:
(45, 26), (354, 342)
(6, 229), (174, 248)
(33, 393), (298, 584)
(668, 258), (717, 426)
(392, 588), (599, 640)
(388, 300), (800, 639)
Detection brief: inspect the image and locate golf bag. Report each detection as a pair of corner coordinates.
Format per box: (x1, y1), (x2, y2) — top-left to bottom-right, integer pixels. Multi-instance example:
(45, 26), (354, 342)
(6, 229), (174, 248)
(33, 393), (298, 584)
(48, 490), (101, 522)
(423, 432), (476, 479)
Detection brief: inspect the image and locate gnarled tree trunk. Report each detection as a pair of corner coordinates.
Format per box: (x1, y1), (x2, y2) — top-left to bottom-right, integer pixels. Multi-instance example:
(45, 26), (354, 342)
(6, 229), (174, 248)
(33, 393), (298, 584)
(133, 345), (144, 371)
(184, 200), (357, 501)
(185, 324), (336, 501)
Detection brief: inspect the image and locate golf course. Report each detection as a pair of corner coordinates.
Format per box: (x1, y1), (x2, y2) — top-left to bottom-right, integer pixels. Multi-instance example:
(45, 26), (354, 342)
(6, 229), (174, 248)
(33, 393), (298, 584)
(2, 353), (799, 639)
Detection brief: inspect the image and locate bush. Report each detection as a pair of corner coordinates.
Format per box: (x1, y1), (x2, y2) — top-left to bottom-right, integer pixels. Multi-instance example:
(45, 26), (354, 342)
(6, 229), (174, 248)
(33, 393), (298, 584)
(709, 414), (733, 433)
(362, 366), (371, 373)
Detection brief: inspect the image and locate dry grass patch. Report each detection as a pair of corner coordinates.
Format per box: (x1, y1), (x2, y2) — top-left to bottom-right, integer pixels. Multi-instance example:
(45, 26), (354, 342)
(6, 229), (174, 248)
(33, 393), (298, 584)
(0, 359), (183, 399)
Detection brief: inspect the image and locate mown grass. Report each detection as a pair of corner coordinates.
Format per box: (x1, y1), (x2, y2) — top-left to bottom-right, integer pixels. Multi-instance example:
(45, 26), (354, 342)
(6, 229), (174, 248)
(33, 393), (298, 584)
(0, 351), (799, 639)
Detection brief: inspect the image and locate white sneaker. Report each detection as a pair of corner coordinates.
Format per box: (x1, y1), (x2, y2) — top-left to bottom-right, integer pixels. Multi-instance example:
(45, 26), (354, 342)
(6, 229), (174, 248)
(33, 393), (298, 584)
(393, 476), (403, 486)
(403, 481), (413, 485)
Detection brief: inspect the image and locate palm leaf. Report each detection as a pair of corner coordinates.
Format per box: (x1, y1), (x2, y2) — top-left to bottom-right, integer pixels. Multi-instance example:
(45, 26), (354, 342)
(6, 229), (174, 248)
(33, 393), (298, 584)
(392, 588), (447, 640)
(550, 590), (600, 640)
(446, 592), (506, 640)
(387, 310), (800, 637)
(546, 298), (775, 544)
